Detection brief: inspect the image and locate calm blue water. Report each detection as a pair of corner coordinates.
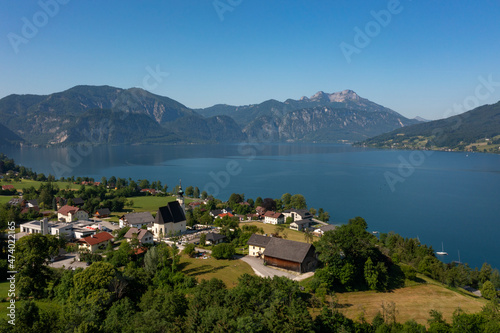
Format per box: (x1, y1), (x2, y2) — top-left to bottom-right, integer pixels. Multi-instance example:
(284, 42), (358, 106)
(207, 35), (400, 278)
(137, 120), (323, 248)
(3, 143), (500, 270)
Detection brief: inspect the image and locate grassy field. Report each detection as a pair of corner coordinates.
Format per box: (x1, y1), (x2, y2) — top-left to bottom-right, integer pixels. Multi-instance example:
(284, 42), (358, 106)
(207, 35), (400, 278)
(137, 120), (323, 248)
(0, 196), (12, 204)
(0, 179), (81, 191)
(179, 253), (255, 288)
(331, 282), (486, 326)
(239, 221), (319, 243)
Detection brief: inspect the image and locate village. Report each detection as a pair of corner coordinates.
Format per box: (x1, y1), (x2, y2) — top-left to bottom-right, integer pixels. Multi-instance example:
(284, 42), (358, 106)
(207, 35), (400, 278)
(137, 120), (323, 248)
(11, 181), (336, 277)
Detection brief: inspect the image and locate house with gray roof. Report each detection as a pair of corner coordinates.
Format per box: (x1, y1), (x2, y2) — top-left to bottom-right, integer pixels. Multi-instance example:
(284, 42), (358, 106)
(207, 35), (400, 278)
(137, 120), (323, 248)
(205, 232), (226, 245)
(313, 224), (337, 237)
(290, 219), (313, 231)
(124, 227), (154, 245)
(119, 211), (154, 228)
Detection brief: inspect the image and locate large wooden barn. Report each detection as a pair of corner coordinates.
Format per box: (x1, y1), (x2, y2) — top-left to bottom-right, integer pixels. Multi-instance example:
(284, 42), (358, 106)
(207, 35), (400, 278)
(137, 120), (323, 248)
(247, 234), (317, 273)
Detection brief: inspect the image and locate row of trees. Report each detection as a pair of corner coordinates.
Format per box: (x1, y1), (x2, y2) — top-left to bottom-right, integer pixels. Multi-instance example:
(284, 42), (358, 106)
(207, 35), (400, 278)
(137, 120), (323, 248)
(3, 233), (500, 332)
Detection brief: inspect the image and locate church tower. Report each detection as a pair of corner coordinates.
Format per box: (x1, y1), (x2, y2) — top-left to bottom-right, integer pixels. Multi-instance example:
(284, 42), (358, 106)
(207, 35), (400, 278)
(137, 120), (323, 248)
(176, 179), (185, 212)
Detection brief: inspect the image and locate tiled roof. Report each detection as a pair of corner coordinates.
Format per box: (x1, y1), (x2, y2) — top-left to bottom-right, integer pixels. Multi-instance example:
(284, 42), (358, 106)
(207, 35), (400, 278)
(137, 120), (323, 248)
(78, 232), (113, 246)
(264, 211), (283, 219)
(58, 205), (80, 216)
(124, 227), (152, 240)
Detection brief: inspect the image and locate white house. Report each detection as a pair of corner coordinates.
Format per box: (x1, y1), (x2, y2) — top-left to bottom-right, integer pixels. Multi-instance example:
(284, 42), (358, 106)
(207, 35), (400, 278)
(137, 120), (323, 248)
(58, 205), (88, 222)
(263, 211), (284, 225)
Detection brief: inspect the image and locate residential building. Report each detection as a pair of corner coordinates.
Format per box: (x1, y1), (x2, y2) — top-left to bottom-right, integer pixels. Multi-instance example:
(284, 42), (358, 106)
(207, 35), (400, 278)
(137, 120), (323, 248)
(77, 232), (114, 253)
(263, 211), (284, 225)
(205, 232), (226, 245)
(290, 219), (313, 231)
(94, 208), (111, 218)
(58, 205), (89, 222)
(313, 224), (337, 237)
(247, 234), (271, 257)
(119, 211), (154, 228)
(283, 209), (313, 222)
(124, 227), (154, 245)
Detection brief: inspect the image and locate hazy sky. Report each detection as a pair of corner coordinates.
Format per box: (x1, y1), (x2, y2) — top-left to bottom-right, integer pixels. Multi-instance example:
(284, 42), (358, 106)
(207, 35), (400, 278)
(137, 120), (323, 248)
(2, 0), (500, 120)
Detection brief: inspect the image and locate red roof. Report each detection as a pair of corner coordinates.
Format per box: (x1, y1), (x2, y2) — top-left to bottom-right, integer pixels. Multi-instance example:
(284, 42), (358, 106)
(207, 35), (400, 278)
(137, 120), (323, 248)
(57, 205), (80, 216)
(264, 211), (283, 219)
(2, 185), (15, 190)
(78, 232), (114, 246)
(218, 213), (234, 218)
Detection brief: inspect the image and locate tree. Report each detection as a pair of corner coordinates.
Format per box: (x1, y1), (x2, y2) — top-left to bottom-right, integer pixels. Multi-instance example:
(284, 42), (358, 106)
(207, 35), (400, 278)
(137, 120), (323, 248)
(185, 186), (194, 197)
(290, 194), (307, 209)
(201, 190), (208, 200)
(73, 261), (116, 298)
(255, 197), (263, 207)
(262, 198), (276, 211)
(481, 281), (498, 301)
(304, 229), (314, 244)
(200, 233), (207, 246)
(16, 234), (61, 298)
(183, 243), (196, 258)
(281, 193), (292, 209)
(364, 257), (378, 290)
(212, 243), (235, 259)
(193, 187), (200, 198)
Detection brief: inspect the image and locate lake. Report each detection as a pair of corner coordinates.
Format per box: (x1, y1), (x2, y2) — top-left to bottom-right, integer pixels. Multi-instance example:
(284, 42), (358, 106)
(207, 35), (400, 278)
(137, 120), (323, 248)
(3, 143), (500, 270)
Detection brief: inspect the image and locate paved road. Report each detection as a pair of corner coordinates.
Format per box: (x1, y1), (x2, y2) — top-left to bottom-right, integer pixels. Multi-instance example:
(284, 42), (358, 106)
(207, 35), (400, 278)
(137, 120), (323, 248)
(49, 253), (88, 270)
(240, 255), (314, 281)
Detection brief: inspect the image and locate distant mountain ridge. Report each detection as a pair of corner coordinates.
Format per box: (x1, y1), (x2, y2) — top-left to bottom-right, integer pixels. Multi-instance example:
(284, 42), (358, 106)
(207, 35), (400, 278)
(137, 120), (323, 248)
(0, 86), (418, 146)
(357, 101), (500, 153)
(196, 89), (419, 142)
(0, 85), (243, 145)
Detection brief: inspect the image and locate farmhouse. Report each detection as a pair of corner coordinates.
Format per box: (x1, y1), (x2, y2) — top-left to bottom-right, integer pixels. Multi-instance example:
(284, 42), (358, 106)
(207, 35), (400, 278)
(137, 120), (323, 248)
(247, 234), (317, 273)
(247, 234), (271, 257)
(263, 211), (284, 225)
(124, 227), (154, 245)
(119, 211), (154, 228)
(77, 232), (114, 253)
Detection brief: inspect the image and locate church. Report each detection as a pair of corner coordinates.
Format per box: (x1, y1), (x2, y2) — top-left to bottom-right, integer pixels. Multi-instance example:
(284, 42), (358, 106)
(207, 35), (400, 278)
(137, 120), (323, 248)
(153, 182), (187, 238)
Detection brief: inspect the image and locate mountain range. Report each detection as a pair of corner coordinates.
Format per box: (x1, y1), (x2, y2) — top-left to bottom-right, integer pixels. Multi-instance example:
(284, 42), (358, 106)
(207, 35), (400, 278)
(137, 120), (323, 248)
(0, 85), (419, 146)
(358, 101), (500, 152)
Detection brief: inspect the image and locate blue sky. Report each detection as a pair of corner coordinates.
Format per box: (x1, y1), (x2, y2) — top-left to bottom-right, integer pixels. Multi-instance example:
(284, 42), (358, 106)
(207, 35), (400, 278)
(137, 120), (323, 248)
(1, 0), (500, 120)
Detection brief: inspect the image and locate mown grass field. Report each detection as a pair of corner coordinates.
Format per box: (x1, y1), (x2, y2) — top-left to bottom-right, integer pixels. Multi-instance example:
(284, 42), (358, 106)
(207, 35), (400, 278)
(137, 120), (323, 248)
(239, 221), (319, 243)
(0, 179), (80, 191)
(0, 196), (12, 205)
(330, 282), (486, 326)
(179, 253), (255, 288)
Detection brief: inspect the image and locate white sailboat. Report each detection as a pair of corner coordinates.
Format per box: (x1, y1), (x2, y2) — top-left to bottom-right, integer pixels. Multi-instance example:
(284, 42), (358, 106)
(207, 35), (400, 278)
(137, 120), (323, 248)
(436, 242), (448, 256)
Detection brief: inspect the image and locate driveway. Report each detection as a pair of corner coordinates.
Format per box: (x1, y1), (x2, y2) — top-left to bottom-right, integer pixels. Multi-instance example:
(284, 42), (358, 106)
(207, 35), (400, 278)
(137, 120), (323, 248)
(240, 255), (314, 281)
(49, 253), (88, 270)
